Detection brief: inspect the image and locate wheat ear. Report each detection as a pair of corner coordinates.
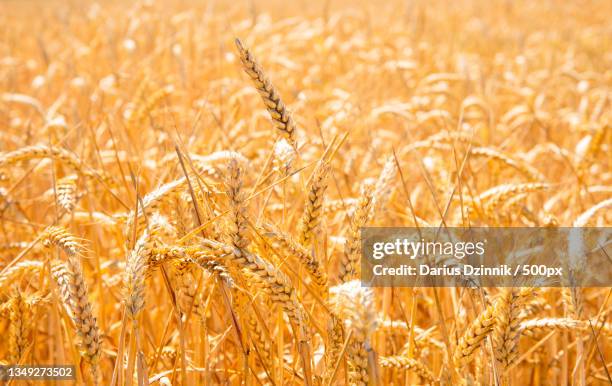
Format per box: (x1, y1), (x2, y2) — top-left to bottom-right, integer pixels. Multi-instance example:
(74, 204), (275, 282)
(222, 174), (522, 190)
(56, 175), (78, 214)
(339, 182), (375, 283)
(474, 182), (549, 218)
(42, 226), (101, 376)
(0, 145), (97, 178)
(377, 318), (445, 350)
(322, 315), (345, 384)
(226, 158), (250, 251)
(272, 138), (296, 176)
(330, 280), (376, 386)
(123, 177), (189, 244)
(372, 155), (398, 216)
(236, 248), (310, 339)
(262, 223), (328, 289)
(245, 306), (273, 370)
(379, 355), (436, 383)
(519, 317), (612, 337)
(235, 38), (297, 147)
(169, 261), (206, 318)
(573, 197), (612, 226)
(204, 218), (310, 340)
(127, 85), (173, 130)
(8, 290), (32, 363)
(152, 244), (235, 287)
(298, 162), (330, 248)
(491, 288), (534, 369)
(51, 260), (101, 380)
(453, 302), (496, 367)
(124, 230), (155, 319)
(41, 225), (85, 257)
(0, 261), (43, 297)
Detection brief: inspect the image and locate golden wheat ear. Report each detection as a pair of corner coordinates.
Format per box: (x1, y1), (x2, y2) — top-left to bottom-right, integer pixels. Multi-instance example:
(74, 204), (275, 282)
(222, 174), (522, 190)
(454, 302), (496, 367)
(51, 260), (101, 382)
(56, 175), (78, 214)
(339, 181), (375, 283)
(379, 356), (436, 383)
(330, 280), (377, 385)
(297, 161), (330, 248)
(235, 38), (298, 148)
(8, 290), (33, 363)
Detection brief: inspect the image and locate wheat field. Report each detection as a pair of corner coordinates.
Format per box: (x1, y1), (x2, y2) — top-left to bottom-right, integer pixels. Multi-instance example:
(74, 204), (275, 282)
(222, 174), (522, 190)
(0, 0), (611, 385)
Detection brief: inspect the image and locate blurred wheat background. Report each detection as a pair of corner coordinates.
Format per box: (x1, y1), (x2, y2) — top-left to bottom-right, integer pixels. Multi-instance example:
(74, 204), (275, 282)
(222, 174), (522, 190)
(0, 0), (611, 385)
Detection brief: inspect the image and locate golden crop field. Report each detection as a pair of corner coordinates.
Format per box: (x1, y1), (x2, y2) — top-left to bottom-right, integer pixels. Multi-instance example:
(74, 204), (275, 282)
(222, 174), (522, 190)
(0, 0), (611, 385)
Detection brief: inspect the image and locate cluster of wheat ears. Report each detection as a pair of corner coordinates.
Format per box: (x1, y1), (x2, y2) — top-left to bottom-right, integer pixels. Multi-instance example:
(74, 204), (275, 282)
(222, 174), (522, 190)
(0, 0), (611, 385)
